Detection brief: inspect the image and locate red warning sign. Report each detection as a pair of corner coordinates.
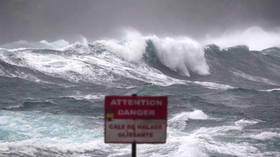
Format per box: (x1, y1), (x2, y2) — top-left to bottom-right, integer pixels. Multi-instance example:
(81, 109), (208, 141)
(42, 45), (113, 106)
(104, 96), (167, 144)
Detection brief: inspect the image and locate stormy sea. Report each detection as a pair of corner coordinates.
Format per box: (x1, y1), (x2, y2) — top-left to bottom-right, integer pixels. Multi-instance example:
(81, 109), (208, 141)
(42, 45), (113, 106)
(0, 29), (280, 157)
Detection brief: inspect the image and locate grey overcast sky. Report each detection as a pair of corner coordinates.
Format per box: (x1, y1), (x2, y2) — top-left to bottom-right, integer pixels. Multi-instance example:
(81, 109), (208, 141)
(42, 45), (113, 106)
(0, 0), (279, 44)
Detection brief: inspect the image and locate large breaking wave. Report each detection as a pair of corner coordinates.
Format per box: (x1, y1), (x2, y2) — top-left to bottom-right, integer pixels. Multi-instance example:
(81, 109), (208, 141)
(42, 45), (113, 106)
(0, 30), (210, 87)
(1, 28), (279, 89)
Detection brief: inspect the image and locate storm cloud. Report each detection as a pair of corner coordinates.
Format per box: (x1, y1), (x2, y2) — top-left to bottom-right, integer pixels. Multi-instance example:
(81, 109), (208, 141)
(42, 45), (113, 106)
(0, 0), (279, 44)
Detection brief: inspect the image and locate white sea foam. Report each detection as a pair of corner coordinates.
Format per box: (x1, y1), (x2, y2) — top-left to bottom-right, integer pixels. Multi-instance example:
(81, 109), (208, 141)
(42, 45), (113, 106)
(193, 81), (235, 90)
(67, 93), (105, 100)
(78, 52), (186, 86)
(0, 40), (70, 50)
(150, 35), (210, 76)
(234, 119), (260, 127)
(101, 30), (210, 77)
(164, 133), (209, 157)
(191, 120), (265, 157)
(21, 52), (98, 83)
(169, 110), (209, 130)
(195, 125), (243, 137)
(189, 110), (209, 120)
(99, 30), (147, 62)
(260, 88), (280, 92)
(192, 119), (260, 137)
(169, 110), (209, 121)
(204, 26), (280, 51)
(163, 117), (264, 157)
(135, 127), (209, 157)
(233, 71), (277, 85)
(204, 141), (261, 157)
(251, 132), (280, 140)
(40, 39), (70, 50)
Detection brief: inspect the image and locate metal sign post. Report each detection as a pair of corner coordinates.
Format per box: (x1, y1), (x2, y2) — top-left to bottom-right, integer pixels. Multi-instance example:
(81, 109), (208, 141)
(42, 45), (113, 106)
(132, 94), (137, 157)
(132, 142), (136, 157)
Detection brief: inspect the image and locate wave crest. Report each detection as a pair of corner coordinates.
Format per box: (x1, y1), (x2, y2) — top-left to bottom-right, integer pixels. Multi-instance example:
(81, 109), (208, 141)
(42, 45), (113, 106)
(100, 31), (210, 77)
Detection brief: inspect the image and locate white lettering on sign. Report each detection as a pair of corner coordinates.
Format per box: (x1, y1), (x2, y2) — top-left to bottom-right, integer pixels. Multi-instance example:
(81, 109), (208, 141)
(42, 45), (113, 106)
(137, 124), (162, 130)
(105, 119), (166, 143)
(108, 124), (163, 130)
(118, 109), (155, 116)
(110, 99), (162, 106)
(109, 124), (125, 129)
(118, 132), (153, 138)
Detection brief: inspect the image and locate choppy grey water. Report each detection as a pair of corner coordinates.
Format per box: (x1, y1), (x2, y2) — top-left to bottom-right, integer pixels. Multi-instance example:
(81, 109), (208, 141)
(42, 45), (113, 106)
(0, 34), (280, 157)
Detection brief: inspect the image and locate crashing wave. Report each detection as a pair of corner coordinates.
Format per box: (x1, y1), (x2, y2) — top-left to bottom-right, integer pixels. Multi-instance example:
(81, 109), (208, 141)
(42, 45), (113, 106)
(1, 28), (280, 88)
